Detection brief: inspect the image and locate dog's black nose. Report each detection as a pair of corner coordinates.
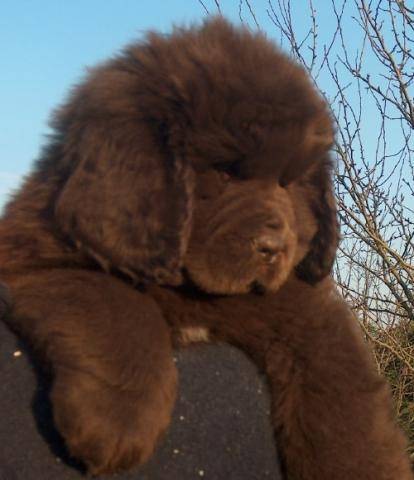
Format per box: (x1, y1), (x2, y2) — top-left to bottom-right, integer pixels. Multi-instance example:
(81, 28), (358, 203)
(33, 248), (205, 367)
(253, 234), (282, 263)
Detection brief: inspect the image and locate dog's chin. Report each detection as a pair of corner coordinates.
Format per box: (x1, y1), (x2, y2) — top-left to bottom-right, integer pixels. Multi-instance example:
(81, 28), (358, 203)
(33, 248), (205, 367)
(248, 271), (290, 295)
(183, 264), (290, 297)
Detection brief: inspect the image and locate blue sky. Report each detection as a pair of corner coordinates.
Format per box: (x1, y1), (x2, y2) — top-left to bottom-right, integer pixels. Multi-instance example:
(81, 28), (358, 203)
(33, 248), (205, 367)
(0, 0), (405, 209)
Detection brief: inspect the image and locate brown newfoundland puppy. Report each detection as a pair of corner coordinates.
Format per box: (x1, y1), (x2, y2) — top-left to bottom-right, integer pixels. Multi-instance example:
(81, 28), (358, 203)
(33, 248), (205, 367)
(0, 17), (412, 479)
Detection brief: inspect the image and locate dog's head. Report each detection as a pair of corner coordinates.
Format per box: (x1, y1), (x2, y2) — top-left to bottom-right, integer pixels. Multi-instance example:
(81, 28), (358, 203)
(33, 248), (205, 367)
(54, 18), (339, 294)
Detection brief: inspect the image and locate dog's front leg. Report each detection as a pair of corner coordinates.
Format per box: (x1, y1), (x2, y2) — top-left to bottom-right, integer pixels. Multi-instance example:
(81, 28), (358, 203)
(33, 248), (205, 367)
(262, 286), (413, 480)
(3, 269), (177, 476)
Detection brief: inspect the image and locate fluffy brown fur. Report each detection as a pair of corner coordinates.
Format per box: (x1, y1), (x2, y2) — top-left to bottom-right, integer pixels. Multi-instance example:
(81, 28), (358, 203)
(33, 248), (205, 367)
(0, 18), (412, 479)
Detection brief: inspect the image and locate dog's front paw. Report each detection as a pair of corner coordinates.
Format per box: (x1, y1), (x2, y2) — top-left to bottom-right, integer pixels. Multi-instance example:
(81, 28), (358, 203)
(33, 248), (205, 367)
(51, 366), (176, 475)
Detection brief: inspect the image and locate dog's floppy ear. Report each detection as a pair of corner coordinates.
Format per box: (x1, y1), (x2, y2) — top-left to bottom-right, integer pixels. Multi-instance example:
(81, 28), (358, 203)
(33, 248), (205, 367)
(55, 110), (194, 286)
(295, 156), (340, 284)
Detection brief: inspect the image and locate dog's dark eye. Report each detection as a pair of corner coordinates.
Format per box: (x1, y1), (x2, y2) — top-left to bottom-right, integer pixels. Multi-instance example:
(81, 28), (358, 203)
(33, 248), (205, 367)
(214, 161), (242, 179)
